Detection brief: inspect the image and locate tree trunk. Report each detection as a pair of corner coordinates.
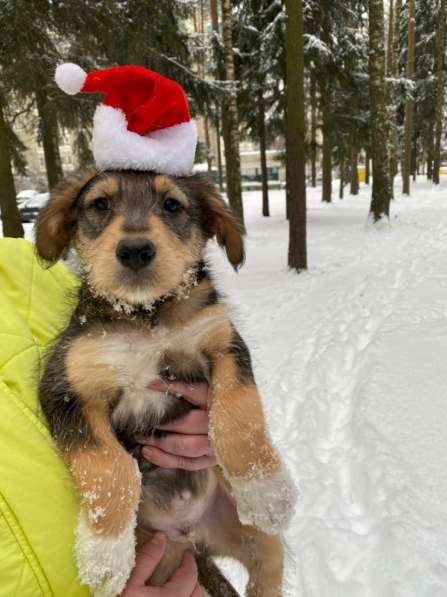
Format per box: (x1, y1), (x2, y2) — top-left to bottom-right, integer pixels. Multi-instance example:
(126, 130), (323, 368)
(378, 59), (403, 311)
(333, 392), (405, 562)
(402, 0), (416, 195)
(321, 113), (332, 202)
(0, 94), (24, 238)
(433, 0), (447, 185)
(427, 126), (434, 180)
(368, 0), (392, 221)
(210, 0), (219, 33)
(387, 0), (395, 76)
(204, 117), (213, 173)
(411, 133), (418, 181)
(310, 77), (317, 187)
(365, 149), (371, 185)
(350, 143), (359, 195)
(215, 111), (224, 191)
(258, 89), (270, 217)
(35, 84), (63, 190)
(221, 0), (244, 229)
(393, 0), (403, 74)
(285, 0), (307, 271)
(320, 1), (332, 203)
(339, 153), (345, 199)
(387, 0), (397, 198)
(210, 2), (223, 191)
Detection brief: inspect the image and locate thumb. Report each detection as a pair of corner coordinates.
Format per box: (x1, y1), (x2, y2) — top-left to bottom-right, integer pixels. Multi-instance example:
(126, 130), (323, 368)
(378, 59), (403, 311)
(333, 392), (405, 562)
(163, 550), (198, 595)
(125, 533), (167, 589)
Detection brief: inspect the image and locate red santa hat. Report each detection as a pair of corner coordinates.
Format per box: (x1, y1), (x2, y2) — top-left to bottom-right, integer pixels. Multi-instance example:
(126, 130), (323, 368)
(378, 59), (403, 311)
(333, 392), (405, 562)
(55, 63), (197, 176)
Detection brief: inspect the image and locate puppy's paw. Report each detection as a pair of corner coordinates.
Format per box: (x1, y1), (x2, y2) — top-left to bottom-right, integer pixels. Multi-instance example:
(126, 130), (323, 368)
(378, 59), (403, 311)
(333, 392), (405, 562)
(75, 511), (137, 597)
(231, 466), (297, 534)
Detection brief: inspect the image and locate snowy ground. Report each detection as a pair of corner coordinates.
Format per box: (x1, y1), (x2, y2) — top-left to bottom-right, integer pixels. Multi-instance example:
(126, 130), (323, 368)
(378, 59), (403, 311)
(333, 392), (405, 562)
(208, 178), (447, 597)
(9, 177), (447, 596)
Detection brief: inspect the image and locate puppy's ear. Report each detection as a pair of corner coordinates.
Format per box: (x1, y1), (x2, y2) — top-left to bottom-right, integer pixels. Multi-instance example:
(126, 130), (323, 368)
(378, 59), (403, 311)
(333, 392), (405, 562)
(199, 179), (245, 270)
(35, 170), (97, 263)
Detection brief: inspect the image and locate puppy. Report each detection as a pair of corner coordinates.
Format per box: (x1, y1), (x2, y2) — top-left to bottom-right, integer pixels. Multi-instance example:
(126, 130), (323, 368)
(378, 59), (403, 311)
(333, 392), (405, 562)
(35, 170), (296, 597)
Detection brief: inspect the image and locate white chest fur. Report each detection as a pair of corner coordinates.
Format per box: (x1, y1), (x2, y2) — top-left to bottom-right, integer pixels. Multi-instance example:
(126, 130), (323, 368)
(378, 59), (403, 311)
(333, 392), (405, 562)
(90, 313), (221, 427)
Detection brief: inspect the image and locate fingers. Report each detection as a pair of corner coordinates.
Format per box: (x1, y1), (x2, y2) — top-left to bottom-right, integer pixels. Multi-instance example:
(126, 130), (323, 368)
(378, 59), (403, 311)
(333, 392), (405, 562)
(147, 380), (209, 409)
(139, 433), (213, 458)
(157, 410), (210, 434)
(164, 551), (199, 596)
(141, 445), (217, 471)
(124, 532), (167, 591)
(190, 585), (205, 597)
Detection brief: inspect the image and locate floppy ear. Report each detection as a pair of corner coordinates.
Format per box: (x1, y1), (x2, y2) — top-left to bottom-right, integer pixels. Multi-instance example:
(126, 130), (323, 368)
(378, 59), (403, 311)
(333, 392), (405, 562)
(198, 178), (245, 270)
(35, 170), (97, 263)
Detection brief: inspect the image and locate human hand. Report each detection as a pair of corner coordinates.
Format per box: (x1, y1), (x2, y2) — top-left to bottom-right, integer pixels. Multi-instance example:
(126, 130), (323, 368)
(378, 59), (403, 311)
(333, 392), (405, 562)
(136, 380), (217, 471)
(121, 532), (203, 596)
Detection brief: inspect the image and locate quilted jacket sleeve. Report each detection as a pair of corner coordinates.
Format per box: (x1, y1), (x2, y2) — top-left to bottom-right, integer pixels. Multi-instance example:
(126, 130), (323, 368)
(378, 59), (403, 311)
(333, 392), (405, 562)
(0, 238), (90, 597)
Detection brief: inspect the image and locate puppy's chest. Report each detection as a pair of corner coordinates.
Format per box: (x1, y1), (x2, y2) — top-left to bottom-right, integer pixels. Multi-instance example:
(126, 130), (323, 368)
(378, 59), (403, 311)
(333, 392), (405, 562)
(89, 323), (209, 429)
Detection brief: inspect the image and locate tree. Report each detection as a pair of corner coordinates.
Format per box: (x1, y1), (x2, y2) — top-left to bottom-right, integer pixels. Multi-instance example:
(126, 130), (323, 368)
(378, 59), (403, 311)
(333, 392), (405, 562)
(403, 0), (438, 183)
(285, 0), (307, 271)
(433, 0), (447, 185)
(220, 0), (245, 229)
(209, 1), (225, 191)
(0, 1), (71, 189)
(234, 0), (284, 218)
(402, 0), (416, 195)
(368, 0), (392, 221)
(1, 0), (204, 192)
(0, 93), (24, 238)
(304, 0), (369, 203)
(310, 77), (318, 188)
(320, 0), (333, 203)
(350, 141), (360, 195)
(386, 0), (402, 197)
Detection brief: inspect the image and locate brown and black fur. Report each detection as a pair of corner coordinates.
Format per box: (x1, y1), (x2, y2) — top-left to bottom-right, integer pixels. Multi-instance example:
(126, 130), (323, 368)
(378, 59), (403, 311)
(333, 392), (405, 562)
(36, 170), (290, 597)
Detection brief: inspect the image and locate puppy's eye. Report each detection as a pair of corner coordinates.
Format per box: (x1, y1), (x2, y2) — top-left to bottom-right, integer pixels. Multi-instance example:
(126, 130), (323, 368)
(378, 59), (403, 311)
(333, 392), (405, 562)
(92, 197), (111, 211)
(163, 197), (182, 213)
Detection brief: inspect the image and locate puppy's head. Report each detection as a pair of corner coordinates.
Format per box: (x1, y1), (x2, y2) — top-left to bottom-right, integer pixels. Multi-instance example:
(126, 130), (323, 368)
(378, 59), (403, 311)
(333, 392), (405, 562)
(35, 170), (244, 304)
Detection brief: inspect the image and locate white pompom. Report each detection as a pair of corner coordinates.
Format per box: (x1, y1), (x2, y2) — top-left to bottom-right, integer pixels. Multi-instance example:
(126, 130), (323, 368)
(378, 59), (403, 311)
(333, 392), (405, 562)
(55, 63), (87, 95)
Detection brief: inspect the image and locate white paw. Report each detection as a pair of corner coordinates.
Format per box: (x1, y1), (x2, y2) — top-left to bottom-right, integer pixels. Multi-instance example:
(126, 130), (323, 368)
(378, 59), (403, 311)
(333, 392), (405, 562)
(230, 467), (297, 534)
(75, 511), (137, 597)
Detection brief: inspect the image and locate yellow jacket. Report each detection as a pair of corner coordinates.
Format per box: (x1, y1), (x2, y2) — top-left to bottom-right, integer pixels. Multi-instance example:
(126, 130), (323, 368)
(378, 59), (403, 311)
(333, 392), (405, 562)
(0, 238), (90, 596)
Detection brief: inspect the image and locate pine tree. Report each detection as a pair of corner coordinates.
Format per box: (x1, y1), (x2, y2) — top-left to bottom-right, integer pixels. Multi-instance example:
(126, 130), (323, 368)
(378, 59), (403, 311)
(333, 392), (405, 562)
(368, 0), (392, 221)
(433, 0), (447, 185)
(285, 0), (307, 271)
(0, 93), (24, 238)
(304, 0), (369, 203)
(0, 1), (65, 188)
(1, 0), (202, 191)
(386, 0), (402, 197)
(220, 0), (245, 229)
(310, 77), (318, 188)
(402, 0), (416, 195)
(320, 0), (333, 203)
(234, 0), (284, 217)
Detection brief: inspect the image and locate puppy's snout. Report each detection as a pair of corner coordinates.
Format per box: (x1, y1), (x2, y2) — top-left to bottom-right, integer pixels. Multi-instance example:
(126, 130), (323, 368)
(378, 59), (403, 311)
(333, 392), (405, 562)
(116, 238), (156, 271)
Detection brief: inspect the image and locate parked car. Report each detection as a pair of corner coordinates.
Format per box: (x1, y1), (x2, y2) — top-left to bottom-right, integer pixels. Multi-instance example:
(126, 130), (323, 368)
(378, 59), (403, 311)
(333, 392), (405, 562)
(16, 189), (39, 207)
(19, 193), (49, 223)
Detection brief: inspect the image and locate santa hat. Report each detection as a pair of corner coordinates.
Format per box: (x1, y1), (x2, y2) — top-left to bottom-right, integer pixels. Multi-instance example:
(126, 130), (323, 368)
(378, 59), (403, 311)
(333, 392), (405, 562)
(55, 63), (197, 176)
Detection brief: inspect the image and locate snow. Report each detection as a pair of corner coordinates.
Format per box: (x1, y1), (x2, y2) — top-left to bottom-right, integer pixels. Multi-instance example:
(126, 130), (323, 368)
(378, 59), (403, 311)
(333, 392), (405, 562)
(5, 176), (447, 595)
(207, 177), (447, 596)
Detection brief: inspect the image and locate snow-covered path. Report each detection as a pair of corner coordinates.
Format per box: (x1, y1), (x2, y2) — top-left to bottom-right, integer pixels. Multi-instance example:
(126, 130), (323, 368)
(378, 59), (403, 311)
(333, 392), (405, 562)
(210, 179), (447, 596)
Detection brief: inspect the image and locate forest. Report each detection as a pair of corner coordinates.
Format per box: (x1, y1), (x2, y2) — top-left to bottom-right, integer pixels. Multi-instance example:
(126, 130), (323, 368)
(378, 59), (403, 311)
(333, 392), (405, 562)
(0, 0), (446, 271)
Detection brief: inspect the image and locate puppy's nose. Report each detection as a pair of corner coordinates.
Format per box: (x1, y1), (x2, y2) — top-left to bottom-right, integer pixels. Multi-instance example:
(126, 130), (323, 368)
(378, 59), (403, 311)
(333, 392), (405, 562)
(116, 238), (156, 270)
